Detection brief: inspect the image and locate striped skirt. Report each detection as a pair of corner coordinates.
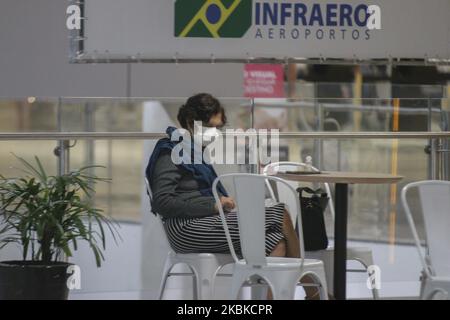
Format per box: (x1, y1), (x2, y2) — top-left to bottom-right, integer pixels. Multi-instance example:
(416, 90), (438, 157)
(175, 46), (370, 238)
(163, 203), (286, 256)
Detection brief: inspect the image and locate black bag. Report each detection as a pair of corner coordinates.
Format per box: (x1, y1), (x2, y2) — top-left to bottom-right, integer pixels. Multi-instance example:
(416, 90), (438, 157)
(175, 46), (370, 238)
(296, 187), (329, 251)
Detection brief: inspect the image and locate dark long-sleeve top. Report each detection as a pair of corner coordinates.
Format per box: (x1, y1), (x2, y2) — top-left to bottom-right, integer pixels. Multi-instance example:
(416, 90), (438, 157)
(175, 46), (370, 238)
(150, 150), (220, 219)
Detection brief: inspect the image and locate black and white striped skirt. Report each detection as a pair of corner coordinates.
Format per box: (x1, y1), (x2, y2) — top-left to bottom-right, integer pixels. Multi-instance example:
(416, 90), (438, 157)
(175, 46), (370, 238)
(163, 203), (286, 256)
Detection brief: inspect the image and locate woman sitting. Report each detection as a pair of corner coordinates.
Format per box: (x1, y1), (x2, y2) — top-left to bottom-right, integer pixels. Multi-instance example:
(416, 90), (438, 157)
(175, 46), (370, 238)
(146, 93), (320, 299)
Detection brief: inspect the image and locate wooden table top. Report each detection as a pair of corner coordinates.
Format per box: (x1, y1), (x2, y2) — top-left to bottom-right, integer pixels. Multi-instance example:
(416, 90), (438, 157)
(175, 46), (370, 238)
(275, 171), (403, 184)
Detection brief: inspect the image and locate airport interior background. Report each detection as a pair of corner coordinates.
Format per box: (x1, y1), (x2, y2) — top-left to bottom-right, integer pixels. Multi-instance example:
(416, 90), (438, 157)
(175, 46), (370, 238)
(0, 1), (450, 299)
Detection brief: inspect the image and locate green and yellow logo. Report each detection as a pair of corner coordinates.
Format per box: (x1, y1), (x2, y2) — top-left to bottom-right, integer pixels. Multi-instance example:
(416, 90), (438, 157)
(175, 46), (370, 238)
(175, 0), (252, 38)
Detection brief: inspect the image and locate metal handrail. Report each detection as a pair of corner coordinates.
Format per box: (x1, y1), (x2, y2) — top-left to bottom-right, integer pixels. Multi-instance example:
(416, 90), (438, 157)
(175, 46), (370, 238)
(0, 132), (449, 140)
(70, 55), (450, 67)
(249, 99), (445, 114)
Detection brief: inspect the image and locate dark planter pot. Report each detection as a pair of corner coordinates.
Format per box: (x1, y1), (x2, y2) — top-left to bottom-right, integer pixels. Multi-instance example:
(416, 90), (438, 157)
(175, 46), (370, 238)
(0, 261), (73, 300)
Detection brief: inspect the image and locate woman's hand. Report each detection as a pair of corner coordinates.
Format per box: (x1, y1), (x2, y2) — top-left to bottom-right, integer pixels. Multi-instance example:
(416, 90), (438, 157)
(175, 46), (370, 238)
(215, 196), (236, 213)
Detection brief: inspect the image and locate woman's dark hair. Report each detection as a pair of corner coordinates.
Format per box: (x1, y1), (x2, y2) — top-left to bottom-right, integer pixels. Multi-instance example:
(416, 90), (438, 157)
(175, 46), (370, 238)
(177, 93), (227, 130)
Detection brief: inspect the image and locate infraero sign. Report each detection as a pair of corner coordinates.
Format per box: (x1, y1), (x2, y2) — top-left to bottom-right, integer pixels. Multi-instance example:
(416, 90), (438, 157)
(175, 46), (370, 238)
(174, 0), (381, 40)
(76, 0), (450, 62)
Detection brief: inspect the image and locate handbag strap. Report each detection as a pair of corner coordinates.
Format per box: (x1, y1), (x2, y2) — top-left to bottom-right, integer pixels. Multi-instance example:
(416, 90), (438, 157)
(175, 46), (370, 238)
(297, 187), (327, 197)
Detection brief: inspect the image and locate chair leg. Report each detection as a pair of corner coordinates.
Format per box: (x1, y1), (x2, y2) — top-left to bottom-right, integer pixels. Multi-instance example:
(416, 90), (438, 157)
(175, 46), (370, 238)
(353, 252), (380, 300)
(311, 250), (334, 296)
(192, 268), (199, 300)
(230, 272), (251, 300)
(249, 275), (269, 300)
(301, 269), (329, 300)
(369, 279), (380, 300)
(314, 269), (330, 300)
(193, 270), (215, 300)
(158, 259), (174, 300)
(189, 258), (223, 300)
(422, 280), (437, 300)
(421, 279), (450, 300)
(269, 276), (297, 300)
(419, 271), (427, 299)
(158, 274), (170, 300)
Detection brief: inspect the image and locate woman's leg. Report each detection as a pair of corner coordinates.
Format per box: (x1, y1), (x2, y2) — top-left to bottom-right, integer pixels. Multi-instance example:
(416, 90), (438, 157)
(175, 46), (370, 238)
(281, 209), (321, 299)
(269, 239), (287, 257)
(281, 210), (300, 258)
(265, 205), (323, 300)
(265, 239), (287, 299)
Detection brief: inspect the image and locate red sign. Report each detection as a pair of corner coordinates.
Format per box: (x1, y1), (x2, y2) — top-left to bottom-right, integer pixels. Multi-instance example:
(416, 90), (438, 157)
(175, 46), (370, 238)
(243, 64), (285, 98)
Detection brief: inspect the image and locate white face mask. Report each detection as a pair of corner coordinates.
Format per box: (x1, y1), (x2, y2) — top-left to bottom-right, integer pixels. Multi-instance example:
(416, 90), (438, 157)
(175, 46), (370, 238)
(193, 123), (221, 147)
(199, 126), (220, 146)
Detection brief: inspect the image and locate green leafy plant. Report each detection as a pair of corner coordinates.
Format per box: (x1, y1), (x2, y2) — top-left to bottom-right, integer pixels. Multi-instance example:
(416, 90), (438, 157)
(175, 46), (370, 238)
(0, 155), (120, 267)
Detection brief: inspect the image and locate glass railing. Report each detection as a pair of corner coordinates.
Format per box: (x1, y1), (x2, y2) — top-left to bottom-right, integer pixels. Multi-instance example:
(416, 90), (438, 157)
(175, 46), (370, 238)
(289, 82), (447, 100)
(0, 97), (449, 243)
(1, 96), (450, 298)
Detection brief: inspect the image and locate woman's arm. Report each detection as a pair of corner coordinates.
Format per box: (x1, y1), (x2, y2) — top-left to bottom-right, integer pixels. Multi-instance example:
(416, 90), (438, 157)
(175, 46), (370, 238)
(150, 151), (217, 218)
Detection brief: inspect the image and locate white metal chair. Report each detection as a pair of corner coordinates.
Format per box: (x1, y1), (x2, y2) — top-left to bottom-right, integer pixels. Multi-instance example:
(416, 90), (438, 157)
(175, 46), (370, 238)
(212, 173), (329, 300)
(401, 180), (450, 300)
(263, 162), (379, 299)
(144, 178), (234, 300)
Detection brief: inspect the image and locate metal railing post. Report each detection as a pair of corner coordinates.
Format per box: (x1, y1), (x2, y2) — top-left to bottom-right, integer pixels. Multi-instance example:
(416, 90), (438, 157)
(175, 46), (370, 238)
(444, 138), (450, 181)
(314, 102), (324, 170)
(55, 97), (70, 176)
(436, 138), (449, 181)
(56, 140), (71, 176)
(431, 138), (445, 180)
(251, 98), (259, 175)
(431, 138), (437, 180)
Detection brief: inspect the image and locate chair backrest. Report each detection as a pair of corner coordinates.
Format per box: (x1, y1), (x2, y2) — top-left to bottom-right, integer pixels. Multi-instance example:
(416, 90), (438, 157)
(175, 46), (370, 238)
(144, 177), (154, 202)
(144, 177), (173, 250)
(212, 174), (305, 268)
(401, 180), (450, 278)
(263, 162), (335, 220)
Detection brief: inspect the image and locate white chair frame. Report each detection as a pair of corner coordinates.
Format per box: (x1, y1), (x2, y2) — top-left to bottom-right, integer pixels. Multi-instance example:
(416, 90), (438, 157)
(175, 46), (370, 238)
(212, 173), (329, 300)
(401, 180), (450, 300)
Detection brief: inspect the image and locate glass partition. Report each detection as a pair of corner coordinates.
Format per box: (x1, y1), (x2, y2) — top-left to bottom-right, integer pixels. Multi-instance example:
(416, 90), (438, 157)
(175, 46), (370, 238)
(0, 95), (449, 298)
(0, 98), (253, 222)
(290, 82), (446, 99)
(252, 97), (449, 244)
(0, 98), (61, 194)
(0, 96), (448, 232)
(0, 98), (59, 132)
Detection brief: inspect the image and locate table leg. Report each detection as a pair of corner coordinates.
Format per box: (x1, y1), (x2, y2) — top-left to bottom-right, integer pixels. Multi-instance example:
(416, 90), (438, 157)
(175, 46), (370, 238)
(334, 183), (348, 300)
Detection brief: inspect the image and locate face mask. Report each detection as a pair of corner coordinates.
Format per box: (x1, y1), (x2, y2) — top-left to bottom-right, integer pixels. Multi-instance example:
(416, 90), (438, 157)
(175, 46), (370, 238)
(194, 125), (220, 147)
(201, 127), (220, 146)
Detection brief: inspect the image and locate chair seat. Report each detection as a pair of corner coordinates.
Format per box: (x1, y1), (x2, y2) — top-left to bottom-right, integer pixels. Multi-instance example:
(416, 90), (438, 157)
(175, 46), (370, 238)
(306, 246), (375, 269)
(307, 246), (373, 260)
(430, 276), (450, 282)
(325, 246), (372, 254)
(235, 257), (324, 270)
(173, 252), (234, 260)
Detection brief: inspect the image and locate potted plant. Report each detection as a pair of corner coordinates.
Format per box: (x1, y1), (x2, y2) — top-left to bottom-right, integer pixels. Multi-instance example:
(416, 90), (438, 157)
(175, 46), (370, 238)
(0, 155), (119, 300)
